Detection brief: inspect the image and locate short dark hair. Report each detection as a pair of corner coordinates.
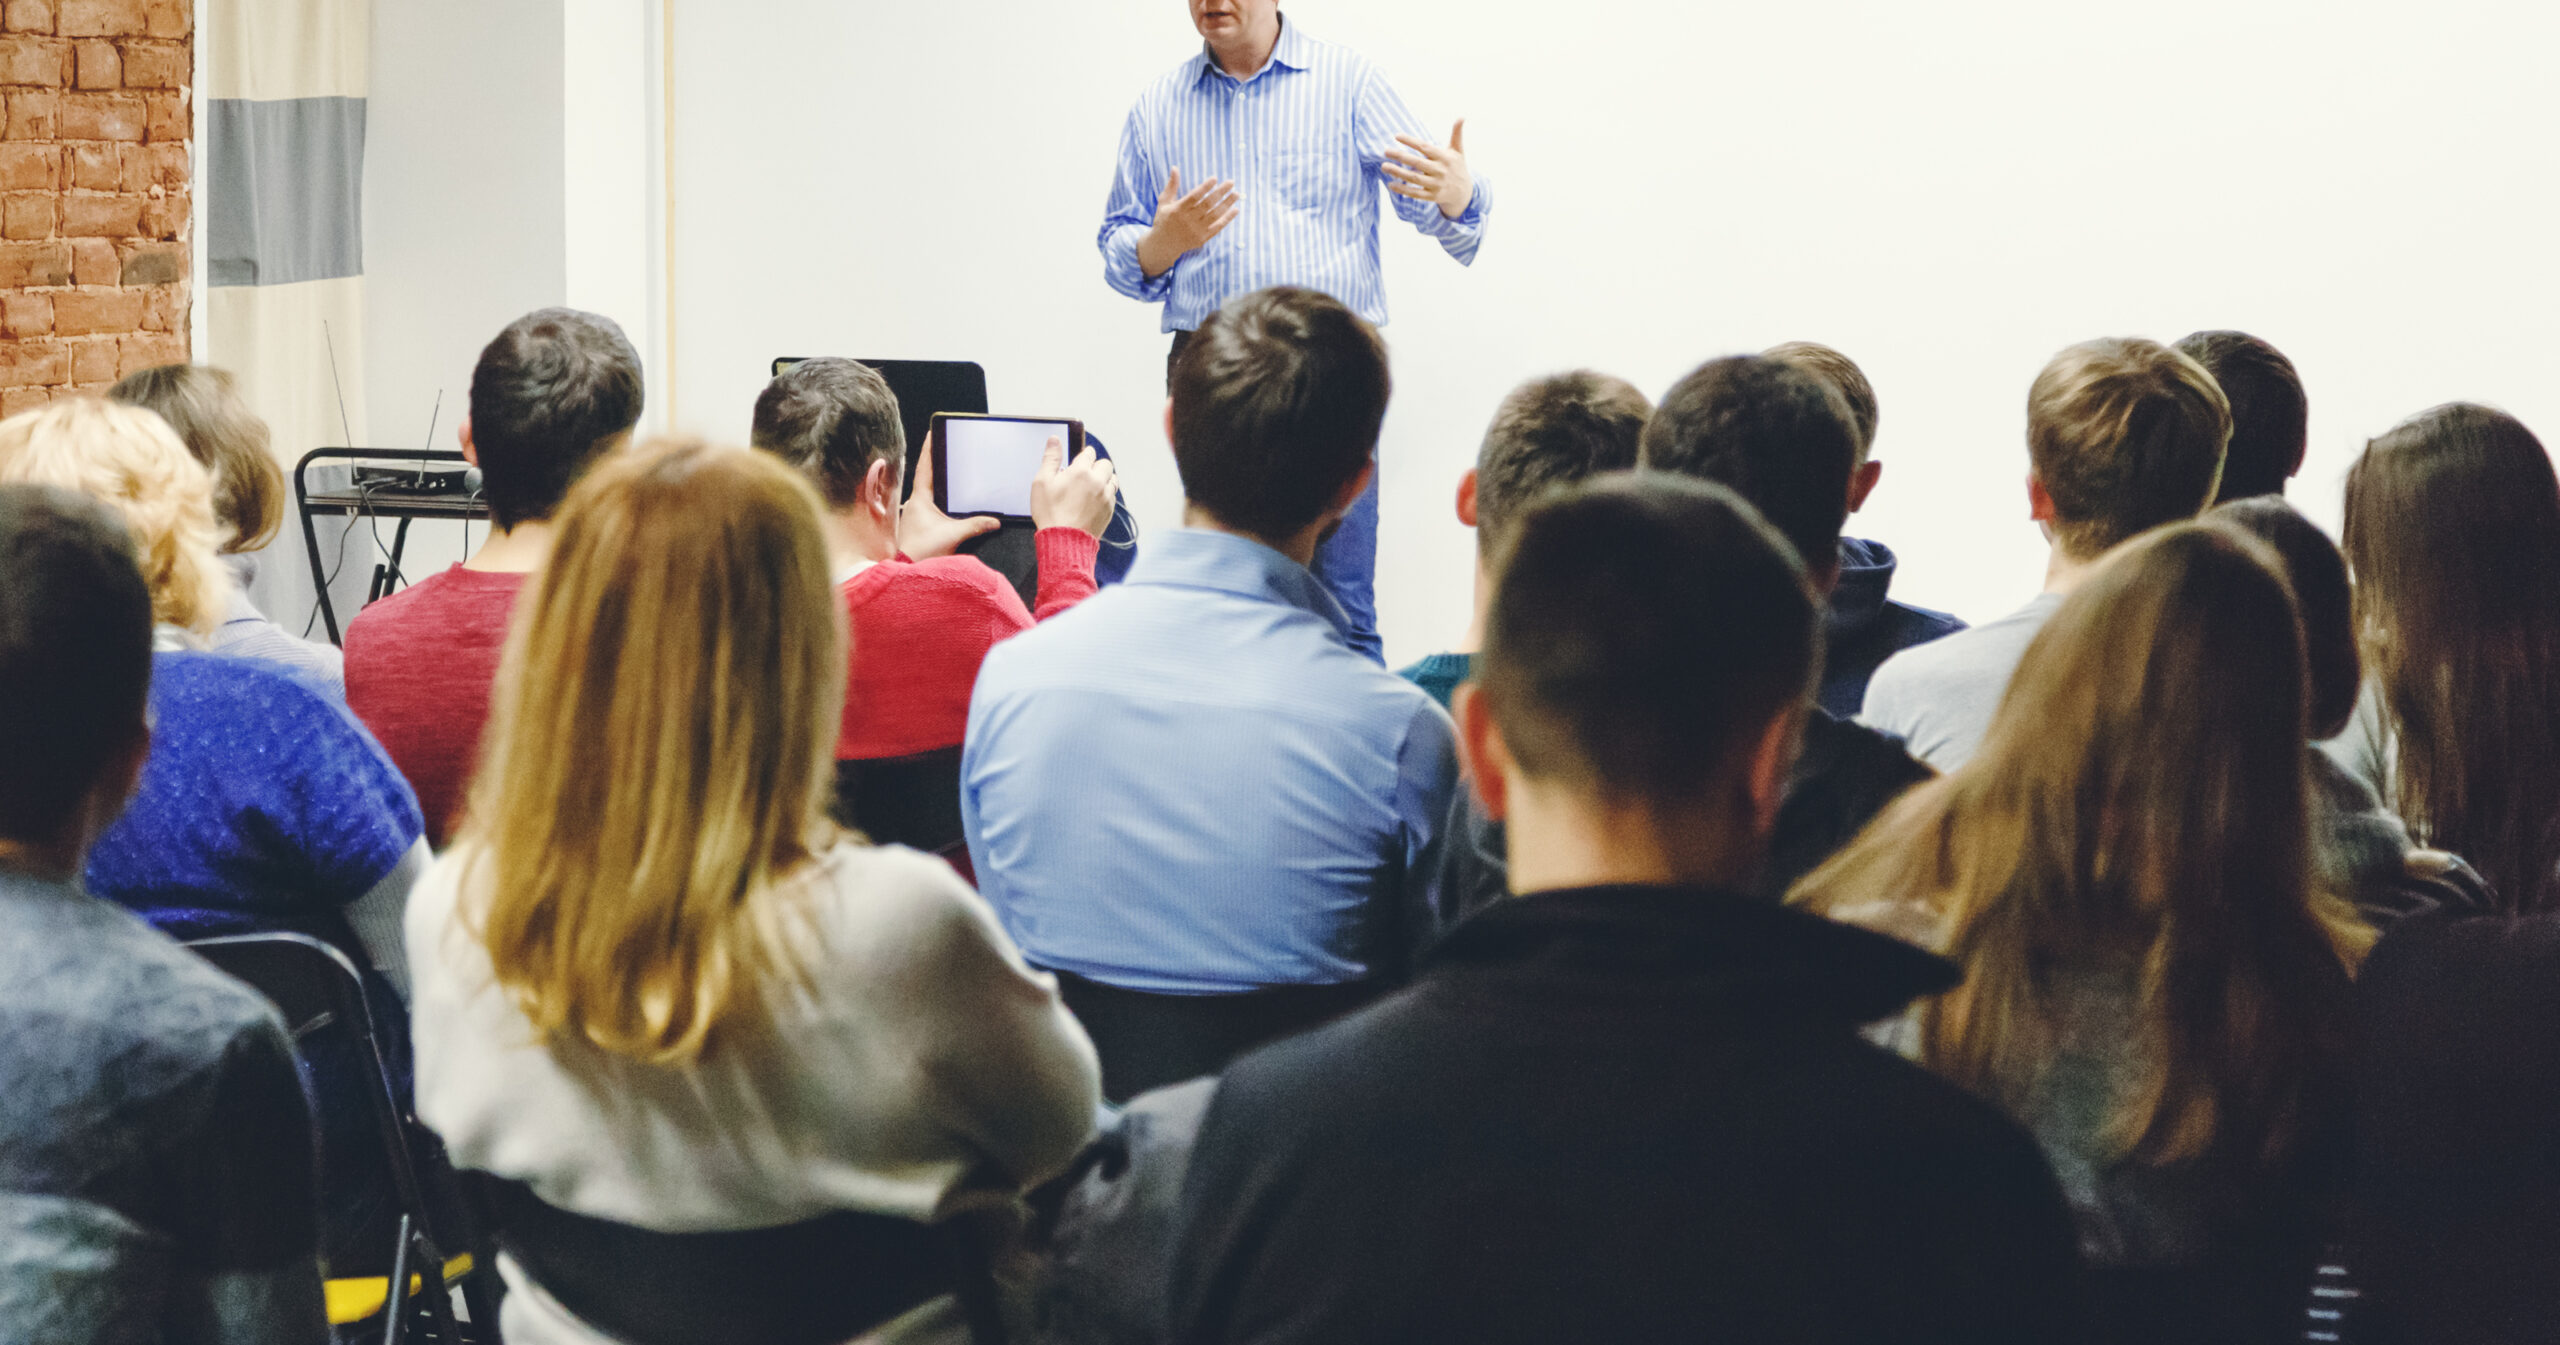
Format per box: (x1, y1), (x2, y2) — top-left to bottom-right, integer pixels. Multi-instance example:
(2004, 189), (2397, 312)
(2211, 497), (2357, 740)
(1472, 372), (1649, 558)
(1637, 355), (1858, 573)
(0, 484), (151, 844)
(2177, 330), (2307, 503)
(1763, 341), (1878, 463)
(1480, 474), (1818, 803)
(2026, 338), (2231, 559)
(1169, 287), (1389, 540)
(749, 358), (903, 510)
(469, 308), (645, 529)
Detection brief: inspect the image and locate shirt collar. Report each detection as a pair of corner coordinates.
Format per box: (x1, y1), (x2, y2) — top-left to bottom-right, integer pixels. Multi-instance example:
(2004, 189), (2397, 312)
(1193, 13), (1313, 88)
(1125, 526), (1359, 647)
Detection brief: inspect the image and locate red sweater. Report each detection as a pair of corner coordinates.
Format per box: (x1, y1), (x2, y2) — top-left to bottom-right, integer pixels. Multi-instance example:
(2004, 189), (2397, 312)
(342, 565), (528, 848)
(838, 528), (1099, 760)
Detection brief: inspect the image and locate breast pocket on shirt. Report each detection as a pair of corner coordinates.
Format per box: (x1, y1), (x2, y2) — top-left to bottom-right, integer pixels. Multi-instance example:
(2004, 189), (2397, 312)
(1274, 148), (1356, 215)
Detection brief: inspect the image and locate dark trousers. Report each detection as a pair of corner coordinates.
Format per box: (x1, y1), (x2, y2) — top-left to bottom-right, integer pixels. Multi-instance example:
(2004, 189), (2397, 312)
(1166, 329), (1385, 663)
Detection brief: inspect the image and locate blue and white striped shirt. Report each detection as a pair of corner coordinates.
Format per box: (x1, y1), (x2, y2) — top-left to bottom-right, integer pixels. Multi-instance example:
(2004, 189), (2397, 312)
(1097, 17), (1491, 332)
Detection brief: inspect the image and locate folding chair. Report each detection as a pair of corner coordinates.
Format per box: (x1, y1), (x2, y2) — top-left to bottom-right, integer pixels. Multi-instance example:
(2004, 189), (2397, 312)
(188, 933), (497, 1343)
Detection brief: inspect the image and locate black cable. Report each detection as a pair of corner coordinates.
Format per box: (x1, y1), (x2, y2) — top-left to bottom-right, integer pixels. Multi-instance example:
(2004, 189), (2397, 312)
(302, 505), (365, 639)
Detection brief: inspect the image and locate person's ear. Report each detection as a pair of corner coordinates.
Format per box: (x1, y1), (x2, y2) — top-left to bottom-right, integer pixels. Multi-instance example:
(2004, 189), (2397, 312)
(1745, 702), (1802, 838)
(864, 458), (899, 523)
(1847, 459), (1883, 514)
(1162, 399), (1176, 450)
(458, 417), (478, 467)
(1453, 682), (1511, 821)
(2026, 471), (2056, 523)
(1455, 468), (1479, 528)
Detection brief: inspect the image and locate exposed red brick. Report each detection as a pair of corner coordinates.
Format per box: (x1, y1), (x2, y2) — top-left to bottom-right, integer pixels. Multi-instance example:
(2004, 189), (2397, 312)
(136, 277), (175, 329)
(0, 237), (66, 284)
(0, 140), (52, 188)
(62, 231), (106, 280)
(64, 136), (107, 187)
(52, 285), (137, 334)
(0, 339), (67, 387)
(3, 2), (52, 35)
(70, 37), (110, 87)
(0, 288), (48, 336)
(65, 334), (115, 379)
(137, 83), (172, 138)
(0, 186), (49, 236)
(0, 34), (64, 84)
(115, 233), (169, 281)
(137, 0), (174, 38)
(54, 0), (139, 38)
(117, 37), (178, 87)
(56, 189), (132, 234)
(0, 386), (51, 415)
(58, 89), (138, 139)
(114, 329), (176, 376)
(134, 181), (172, 233)
(7, 89), (59, 138)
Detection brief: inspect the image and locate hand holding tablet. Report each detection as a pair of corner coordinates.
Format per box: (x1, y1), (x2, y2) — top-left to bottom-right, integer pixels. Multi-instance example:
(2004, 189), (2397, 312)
(929, 413), (1118, 538)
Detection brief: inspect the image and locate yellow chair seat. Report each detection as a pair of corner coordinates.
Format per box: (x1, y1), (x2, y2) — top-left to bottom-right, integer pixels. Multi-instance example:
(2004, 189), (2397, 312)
(323, 1252), (474, 1326)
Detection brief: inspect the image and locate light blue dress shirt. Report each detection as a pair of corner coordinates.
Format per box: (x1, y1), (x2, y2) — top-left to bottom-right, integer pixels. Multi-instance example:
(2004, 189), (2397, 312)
(962, 527), (1460, 995)
(1097, 17), (1491, 332)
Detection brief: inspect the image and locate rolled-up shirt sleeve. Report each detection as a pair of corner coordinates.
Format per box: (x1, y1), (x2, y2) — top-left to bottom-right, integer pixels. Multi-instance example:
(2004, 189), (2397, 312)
(1357, 67), (1490, 265)
(1099, 104), (1175, 303)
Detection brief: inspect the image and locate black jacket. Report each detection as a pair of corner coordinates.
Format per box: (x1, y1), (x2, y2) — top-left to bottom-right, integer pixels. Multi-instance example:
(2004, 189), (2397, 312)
(1169, 885), (2084, 1345)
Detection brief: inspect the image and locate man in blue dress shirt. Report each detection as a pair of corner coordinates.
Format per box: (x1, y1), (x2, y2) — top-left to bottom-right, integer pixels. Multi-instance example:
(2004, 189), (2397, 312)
(1098, 0), (1491, 663)
(964, 287), (1464, 1099)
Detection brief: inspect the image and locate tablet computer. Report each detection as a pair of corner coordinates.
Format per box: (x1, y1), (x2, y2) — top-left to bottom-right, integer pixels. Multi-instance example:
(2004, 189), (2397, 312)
(930, 413), (1084, 521)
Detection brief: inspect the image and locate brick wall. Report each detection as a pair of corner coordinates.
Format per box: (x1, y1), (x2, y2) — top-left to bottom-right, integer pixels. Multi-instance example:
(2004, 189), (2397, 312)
(0, 0), (190, 416)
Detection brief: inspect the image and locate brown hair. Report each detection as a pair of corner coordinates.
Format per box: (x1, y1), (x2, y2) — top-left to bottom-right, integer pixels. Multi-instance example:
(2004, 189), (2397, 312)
(456, 438), (844, 1063)
(2027, 338), (2230, 559)
(1170, 286), (1389, 540)
(1471, 371), (1648, 559)
(749, 357), (904, 510)
(1764, 341), (1878, 462)
(2344, 403), (2560, 913)
(108, 365), (283, 554)
(0, 397), (230, 634)
(1793, 523), (2367, 1165)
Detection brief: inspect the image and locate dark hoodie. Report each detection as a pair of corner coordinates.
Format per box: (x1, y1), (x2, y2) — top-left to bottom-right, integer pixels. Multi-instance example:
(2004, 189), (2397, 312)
(1824, 537), (1966, 718)
(1170, 885), (2084, 1345)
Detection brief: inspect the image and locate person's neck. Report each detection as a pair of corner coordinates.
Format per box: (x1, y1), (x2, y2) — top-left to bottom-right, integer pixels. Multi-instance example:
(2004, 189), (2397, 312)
(2041, 541), (2102, 595)
(827, 508), (898, 572)
(1453, 559), (1489, 655)
(463, 519), (557, 574)
(1502, 779), (1762, 896)
(1184, 503), (1325, 568)
(0, 835), (82, 884)
(1210, 19), (1282, 79)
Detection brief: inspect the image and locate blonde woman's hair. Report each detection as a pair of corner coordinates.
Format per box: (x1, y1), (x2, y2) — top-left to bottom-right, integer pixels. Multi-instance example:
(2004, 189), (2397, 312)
(110, 364), (283, 554)
(459, 437), (847, 1064)
(0, 397), (230, 634)
(1793, 523), (2370, 1166)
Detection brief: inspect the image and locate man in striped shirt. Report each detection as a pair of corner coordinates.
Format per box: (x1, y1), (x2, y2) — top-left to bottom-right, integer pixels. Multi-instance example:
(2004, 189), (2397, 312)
(1098, 1), (1491, 662)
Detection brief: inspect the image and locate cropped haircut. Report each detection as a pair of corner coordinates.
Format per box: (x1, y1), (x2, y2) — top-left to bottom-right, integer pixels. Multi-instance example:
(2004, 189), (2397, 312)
(2211, 498), (2359, 740)
(0, 397), (229, 634)
(1470, 371), (1649, 559)
(109, 364), (282, 554)
(460, 439), (844, 1063)
(749, 358), (906, 510)
(1764, 341), (1879, 463)
(2177, 331), (2306, 503)
(469, 308), (645, 529)
(1480, 474), (1819, 805)
(0, 485), (152, 845)
(1637, 355), (1859, 573)
(2027, 338), (2231, 559)
(1170, 287), (1389, 540)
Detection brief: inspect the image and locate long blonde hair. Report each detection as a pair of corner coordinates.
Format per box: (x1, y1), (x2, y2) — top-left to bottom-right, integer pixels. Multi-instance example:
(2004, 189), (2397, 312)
(1793, 523), (2368, 1165)
(460, 438), (846, 1064)
(0, 398), (230, 635)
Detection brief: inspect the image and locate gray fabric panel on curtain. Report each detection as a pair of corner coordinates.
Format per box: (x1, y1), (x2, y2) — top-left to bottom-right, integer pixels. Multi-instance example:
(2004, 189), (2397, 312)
(207, 95), (366, 288)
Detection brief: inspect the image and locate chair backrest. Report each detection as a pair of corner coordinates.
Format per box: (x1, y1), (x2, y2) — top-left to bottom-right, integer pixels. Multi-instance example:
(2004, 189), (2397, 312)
(186, 934), (438, 1240)
(834, 747), (968, 859)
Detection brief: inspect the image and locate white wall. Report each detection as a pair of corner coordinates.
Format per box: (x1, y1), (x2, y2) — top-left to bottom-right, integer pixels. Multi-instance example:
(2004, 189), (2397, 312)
(673, 1), (2548, 665)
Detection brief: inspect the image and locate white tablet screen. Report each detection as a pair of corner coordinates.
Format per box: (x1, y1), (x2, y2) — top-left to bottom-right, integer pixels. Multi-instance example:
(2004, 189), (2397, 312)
(942, 418), (1065, 517)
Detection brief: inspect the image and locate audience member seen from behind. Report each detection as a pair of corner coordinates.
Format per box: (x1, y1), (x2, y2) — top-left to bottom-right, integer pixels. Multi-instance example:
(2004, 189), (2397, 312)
(2330, 403), (2560, 914)
(344, 307), (643, 846)
(2177, 330), (2307, 503)
(1392, 370), (1649, 709)
(963, 285), (1459, 1102)
(409, 441), (1100, 1345)
(110, 363), (345, 696)
(0, 484), (328, 1345)
(1763, 340), (1966, 716)
(1172, 476), (2082, 1345)
(1795, 522), (2372, 1344)
(0, 397), (427, 1274)
(748, 358), (1117, 804)
(2212, 497), (2489, 924)
(1861, 337), (2229, 769)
